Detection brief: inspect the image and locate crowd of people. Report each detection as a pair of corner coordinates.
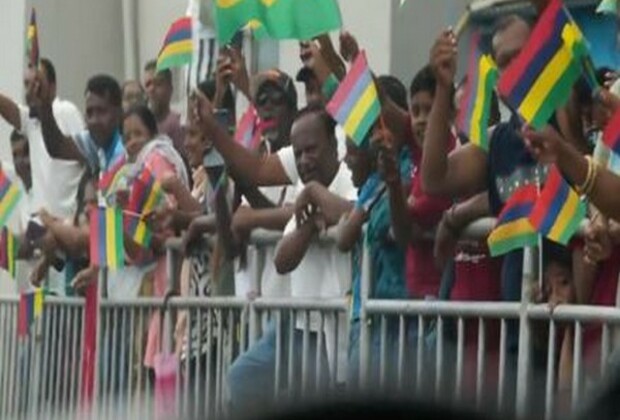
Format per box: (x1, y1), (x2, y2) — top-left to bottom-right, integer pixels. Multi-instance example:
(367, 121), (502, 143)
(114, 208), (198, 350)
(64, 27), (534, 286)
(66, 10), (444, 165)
(2, 1), (620, 417)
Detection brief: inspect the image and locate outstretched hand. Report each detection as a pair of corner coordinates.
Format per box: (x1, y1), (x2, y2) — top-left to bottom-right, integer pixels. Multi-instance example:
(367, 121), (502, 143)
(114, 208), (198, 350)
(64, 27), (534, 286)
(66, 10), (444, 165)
(339, 31), (360, 64)
(429, 29), (457, 88)
(26, 67), (54, 111)
(216, 47), (250, 99)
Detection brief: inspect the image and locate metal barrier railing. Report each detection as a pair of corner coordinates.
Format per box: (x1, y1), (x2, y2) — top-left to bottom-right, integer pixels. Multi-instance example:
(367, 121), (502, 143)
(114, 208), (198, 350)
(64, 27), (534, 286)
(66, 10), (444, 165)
(0, 219), (619, 419)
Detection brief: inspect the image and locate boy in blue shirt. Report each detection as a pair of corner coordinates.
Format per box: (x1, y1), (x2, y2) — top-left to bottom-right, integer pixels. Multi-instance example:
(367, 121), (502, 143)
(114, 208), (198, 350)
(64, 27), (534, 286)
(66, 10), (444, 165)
(338, 132), (410, 389)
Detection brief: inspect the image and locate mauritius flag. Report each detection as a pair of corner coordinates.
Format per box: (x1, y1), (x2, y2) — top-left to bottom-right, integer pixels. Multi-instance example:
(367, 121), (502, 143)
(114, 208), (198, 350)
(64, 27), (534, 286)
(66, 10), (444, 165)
(0, 227), (18, 279)
(128, 166), (165, 216)
(457, 31), (499, 151)
(124, 212), (153, 248)
(0, 169), (22, 228)
(488, 185), (540, 257)
(17, 288), (44, 338)
(90, 207), (124, 270)
(498, 0), (590, 129)
(26, 8), (39, 68)
(215, 0), (342, 44)
(157, 17), (193, 72)
(529, 165), (586, 245)
(326, 51), (380, 146)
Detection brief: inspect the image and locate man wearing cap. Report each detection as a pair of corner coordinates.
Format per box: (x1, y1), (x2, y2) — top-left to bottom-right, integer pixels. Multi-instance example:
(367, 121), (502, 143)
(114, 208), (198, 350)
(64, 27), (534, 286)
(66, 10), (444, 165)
(195, 46), (350, 190)
(231, 69), (299, 301)
(250, 69), (298, 155)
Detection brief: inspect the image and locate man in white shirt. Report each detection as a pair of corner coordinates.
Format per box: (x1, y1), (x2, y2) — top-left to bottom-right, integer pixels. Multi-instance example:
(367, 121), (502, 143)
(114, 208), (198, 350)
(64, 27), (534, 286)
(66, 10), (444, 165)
(0, 59), (85, 296)
(0, 59), (85, 220)
(227, 105), (355, 415)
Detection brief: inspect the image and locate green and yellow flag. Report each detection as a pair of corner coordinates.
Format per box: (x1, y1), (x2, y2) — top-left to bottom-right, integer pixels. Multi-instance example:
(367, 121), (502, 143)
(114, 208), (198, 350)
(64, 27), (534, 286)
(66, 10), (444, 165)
(215, 0), (342, 43)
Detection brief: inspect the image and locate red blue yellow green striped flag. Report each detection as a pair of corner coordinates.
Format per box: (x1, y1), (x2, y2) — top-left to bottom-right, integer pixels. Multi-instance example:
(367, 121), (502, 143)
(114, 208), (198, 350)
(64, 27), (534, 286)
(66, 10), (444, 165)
(157, 17), (193, 72)
(457, 32), (499, 151)
(498, 0), (590, 129)
(529, 165), (586, 245)
(17, 288), (44, 338)
(0, 169), (22, 228)
(124, 212), (153, 248)
(326, 50), (380, 146)
(128, 166), (165, 216)
(488, 185), (540, 257)
(215, 0), (342, 44)
(26, 8), (39, 68)
(90, 207), (124, 270)
(0, 227), (18, 279)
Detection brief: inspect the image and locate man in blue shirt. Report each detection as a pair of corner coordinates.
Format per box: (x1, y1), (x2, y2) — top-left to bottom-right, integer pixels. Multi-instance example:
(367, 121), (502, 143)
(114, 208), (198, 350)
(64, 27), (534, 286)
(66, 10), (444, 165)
(32, 73), (125, 176)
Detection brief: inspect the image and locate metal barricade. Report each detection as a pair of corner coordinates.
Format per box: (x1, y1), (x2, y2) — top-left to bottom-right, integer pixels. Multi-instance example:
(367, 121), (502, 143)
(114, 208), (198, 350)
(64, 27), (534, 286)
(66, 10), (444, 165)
(0, 295), (85, 420)
(2, 220), (620, 419)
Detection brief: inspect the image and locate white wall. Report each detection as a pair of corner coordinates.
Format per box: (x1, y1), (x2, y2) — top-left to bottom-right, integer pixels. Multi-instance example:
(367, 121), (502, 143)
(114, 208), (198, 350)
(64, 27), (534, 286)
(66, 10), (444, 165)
(27, 0), (125, 110)
(391, 0), (471, 88)
(0, 0), (26, 163)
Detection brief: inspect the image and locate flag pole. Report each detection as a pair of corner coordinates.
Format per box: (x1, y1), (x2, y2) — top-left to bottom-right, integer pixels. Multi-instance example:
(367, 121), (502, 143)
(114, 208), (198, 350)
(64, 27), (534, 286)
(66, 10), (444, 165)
(535, 170), (544, 292)
(453, 9), (471, 39)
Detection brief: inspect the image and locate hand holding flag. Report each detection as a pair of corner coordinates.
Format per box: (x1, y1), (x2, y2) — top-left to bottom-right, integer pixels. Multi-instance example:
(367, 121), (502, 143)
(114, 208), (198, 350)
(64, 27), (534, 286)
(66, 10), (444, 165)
(0, 169), (22, 228)
(326, 51), (381, 146)
(157, 17), (193, 72)
(26, 8), (39, 68)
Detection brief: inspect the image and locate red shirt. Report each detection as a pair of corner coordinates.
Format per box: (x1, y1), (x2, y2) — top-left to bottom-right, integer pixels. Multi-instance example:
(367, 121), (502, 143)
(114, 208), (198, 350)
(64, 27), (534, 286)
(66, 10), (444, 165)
(405, 138), (454, 298)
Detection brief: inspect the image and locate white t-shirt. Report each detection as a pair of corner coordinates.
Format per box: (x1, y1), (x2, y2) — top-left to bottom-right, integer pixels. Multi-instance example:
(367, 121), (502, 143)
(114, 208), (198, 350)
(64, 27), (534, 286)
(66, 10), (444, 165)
(276, 127), (347, 185)
(235, 184), (296, 299)
(283, 162), (356, 300)
(282, 161), (355, 381)
(18, 98), (85, 219)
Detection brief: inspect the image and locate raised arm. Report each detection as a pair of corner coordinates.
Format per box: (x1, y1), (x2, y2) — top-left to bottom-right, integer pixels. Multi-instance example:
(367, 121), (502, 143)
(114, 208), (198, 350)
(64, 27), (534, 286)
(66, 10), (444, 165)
(192, 91), (291, 186)
(422, 30), (488, 199)
(0, 93), (21, 130)
(524, 123), (620, 222)
(34, 74), (85, 162)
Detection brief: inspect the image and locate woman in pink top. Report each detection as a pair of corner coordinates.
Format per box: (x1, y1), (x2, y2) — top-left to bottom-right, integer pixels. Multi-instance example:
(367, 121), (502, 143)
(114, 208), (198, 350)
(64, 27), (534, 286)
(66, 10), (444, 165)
(120, 105), (192, 370)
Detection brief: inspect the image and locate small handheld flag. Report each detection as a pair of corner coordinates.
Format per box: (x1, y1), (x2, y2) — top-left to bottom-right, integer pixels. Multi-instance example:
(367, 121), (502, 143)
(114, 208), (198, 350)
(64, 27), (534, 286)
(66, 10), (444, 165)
(603, 107), (620, 156)
(128, 166), (165, 216)
(529, 165), (586, 245)
(17, 289), (44, 338)
(157, 17), (193, 72)
(0, 227), (18, 279)
(124, 212), (153, 248)
(90, 207), (125, 270)
(0, 169), (22, 228)
(488, 185), (540, 257)
(326, 51), (381, 146)
(26, 8), (39, 68)
(497, 0), (590, 129)
(457, 32), (499, 151)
